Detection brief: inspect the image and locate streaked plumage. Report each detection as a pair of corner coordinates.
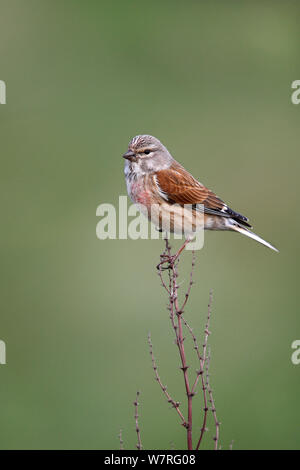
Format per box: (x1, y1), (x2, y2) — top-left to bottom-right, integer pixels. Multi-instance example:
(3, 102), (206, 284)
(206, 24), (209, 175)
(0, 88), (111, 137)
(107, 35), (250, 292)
(123, 134), (278, 252)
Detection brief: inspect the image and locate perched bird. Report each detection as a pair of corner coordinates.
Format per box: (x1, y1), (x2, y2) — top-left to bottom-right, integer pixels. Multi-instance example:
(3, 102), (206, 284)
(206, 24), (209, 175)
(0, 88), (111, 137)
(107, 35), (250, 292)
(123, 134), (278, 262)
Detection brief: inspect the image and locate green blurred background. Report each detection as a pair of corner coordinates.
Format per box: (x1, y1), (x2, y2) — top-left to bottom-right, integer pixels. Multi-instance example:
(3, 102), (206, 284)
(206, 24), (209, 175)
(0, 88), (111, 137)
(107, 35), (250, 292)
(0, 0), (299, 450)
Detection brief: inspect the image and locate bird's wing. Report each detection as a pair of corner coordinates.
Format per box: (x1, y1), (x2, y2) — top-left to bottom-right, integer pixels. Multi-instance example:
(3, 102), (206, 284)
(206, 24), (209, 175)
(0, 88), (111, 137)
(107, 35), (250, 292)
(154, 165), (251, 226)
(155, 166), (226, 209)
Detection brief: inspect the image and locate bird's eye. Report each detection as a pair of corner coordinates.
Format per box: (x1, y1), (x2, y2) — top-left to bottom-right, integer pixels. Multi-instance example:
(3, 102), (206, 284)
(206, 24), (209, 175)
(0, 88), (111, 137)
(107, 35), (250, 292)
(144, 149), (151, 155)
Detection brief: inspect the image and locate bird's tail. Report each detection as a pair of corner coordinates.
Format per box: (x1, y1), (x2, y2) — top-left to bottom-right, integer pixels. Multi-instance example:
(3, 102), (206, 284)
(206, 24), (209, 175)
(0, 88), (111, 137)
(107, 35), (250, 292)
(232, 225), (279, 252)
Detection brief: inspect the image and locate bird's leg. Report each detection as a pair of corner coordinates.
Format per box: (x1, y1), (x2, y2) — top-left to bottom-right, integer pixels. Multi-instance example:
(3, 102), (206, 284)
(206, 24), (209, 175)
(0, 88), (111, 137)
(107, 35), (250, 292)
(156, 239), (190, 270)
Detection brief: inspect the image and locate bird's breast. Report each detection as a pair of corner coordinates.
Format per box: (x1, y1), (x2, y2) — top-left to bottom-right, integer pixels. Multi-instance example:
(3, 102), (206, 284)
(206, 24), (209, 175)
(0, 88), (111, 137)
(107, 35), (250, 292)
(126, 171), (153, 208)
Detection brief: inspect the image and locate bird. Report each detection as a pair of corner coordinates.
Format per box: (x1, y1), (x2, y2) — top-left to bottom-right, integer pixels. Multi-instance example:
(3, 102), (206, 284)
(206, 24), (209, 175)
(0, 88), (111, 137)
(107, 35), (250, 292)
(123, 134), (278, 264)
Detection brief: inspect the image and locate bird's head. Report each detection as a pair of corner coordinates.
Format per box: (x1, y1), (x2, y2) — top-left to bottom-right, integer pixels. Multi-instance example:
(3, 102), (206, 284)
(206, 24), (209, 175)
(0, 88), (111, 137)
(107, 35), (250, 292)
(123, 135), (173, 173)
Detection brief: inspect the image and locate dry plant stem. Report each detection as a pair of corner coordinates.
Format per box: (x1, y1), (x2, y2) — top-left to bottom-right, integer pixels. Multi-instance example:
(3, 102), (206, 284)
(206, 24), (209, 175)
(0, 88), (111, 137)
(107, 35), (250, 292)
(206, 349), (220, 450)
(182, 314), (209, 450)
(156, 238), (219, 450)
(195, 291), (213, 450)
(175, 301), (193, 450)
(180, 249), (196, 313)
(148, 332), (187, 427)
(158, 238), (193, 450)
(134, 391), (142, 450)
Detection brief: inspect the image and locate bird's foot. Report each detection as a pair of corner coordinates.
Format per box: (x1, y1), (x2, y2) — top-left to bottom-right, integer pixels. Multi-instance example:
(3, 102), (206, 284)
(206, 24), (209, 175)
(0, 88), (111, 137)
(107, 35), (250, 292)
(156, 254), (177, 271)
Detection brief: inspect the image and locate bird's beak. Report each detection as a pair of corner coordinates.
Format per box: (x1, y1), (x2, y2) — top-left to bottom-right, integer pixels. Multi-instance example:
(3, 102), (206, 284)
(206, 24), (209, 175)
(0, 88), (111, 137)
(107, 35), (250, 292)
(122, 150), (135, 161)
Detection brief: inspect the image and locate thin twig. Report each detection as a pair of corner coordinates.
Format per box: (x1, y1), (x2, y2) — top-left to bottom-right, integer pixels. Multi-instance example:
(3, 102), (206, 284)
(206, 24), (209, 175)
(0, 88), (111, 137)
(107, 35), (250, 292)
(180, 250), (196, 313)
(148, 332), (187, 427)
(182, 314), (209, 446)
(157, 238), (172, 295)
(206, 347), (220, 450)
(174, 303), (193, 450)
(166, 240), (194, 450)
(153, 238), (221, 450)
(134, 391), (142, 450)
(181, 316), (203, 392)
(201, 291), (213, 372)
(195, 291), (213, 450)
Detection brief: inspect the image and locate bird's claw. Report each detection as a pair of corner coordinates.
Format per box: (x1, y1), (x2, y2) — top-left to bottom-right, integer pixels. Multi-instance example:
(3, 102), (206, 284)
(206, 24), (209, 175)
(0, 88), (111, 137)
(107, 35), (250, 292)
(156, 255), (176, 270)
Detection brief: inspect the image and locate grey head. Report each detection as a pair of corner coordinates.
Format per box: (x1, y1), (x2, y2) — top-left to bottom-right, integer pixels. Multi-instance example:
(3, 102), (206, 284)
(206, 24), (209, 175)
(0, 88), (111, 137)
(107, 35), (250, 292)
(123, 135), (173, 174)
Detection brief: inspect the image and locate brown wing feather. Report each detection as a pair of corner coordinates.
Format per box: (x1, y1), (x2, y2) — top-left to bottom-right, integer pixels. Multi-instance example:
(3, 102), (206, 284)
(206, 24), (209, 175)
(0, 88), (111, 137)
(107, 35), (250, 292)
(155, 165), (225, 210)
(155, 164), (251, 227)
